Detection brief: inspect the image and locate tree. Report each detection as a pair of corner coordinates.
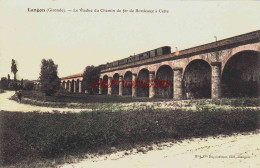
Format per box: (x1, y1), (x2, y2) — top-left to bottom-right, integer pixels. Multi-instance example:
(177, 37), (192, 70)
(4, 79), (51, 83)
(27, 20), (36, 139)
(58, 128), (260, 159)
(8, 81), (18, 90)
(11, 59), (18, 82)
(24, 81), (34, 90)
(82, 65), (101, 94)
(0, 77), (8, 90)
(39, 59), (60, 96)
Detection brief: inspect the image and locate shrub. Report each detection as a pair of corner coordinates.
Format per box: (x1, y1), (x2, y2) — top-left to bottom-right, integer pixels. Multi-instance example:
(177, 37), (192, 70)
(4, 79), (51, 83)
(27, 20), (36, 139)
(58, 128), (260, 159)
(54, 87), (69, 97)
(0, 108), (259, 166)
(22, 90), (45, 101)
(0, 77), (8, 90)
(211, 97), (260, 107)
(24, 81), (35, 90)
(8, 81), (18, 90)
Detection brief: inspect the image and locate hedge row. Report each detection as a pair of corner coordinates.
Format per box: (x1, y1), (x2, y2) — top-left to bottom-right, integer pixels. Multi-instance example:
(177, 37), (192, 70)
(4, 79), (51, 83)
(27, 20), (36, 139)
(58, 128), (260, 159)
(0, 108), (259, 166)
(210, 97), (260, 107)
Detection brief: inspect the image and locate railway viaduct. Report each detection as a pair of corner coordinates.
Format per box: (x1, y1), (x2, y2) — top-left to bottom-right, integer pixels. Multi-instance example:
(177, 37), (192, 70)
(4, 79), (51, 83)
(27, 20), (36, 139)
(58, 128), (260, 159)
(99, 30), (260, 99)
(60, 73), (83, 93)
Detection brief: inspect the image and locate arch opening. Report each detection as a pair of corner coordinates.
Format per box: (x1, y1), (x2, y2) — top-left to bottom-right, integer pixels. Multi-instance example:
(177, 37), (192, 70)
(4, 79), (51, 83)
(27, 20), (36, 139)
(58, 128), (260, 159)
(183, 60), (211, 99)
(71, 80), (75, 92)
(124, 71), (132, 96)
(76, 79), (80, 92)
(155, 65), (173, 98)
(137, 69), (149, 97)
(102, 75), (108, 95)
(66, 81), (70, 92)
(62, 81), (66, 89)
(222, 51), (260, 98)
(112, 73), (119, 95)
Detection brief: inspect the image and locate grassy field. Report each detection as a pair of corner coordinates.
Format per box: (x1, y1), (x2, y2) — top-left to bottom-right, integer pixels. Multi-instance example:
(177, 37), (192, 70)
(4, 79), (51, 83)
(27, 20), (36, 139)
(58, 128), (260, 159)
(9, 90), (260, 110)
(10, 90), (177, 109)
(4, 90), (260, 167)
(0, 108), (259, 167)
(19, 90), (165, 103)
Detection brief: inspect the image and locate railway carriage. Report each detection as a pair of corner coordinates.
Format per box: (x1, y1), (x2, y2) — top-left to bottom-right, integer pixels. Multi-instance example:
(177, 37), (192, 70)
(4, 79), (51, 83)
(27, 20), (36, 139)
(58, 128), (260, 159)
(118, 58), (128, 65)
(104, 46), (171, 69)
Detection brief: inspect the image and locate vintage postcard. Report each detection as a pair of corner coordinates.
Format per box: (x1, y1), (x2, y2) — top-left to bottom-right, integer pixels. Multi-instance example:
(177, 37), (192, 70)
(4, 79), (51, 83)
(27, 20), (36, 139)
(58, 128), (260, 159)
(0, 0), (259, 167)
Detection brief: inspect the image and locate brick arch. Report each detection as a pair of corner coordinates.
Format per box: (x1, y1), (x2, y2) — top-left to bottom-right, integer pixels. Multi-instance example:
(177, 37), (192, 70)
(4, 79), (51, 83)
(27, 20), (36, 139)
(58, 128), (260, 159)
(183, 57), (211, 74)
(103, 72), (114, 78)
(100, 73), (109, 79)
(102, 74), (108, 79)
(76, 79), (80, 92)
(110, 71), (123, 78)
(222, 43), (260, 72)
(155, 65), (173, 98)
(65, 80), (70, 91)
(154, 62), (175, 74)
(221, 50), (260, 98)
(123, 71), (133, 96)
(62, 81), (66, 88)
(122, 69), (134, 77)
(112, 73), (120, 95)
(101, 75), (108, 95)
(137, 68), (150, 97)
(71, 79), (75, 92)
(183, 59), (212, 99)
(112, 73), (120, 78)
(155, 64), (174, 77)
(123, 70), (133, 78)
(136, 66), (150, 76)
(137, 67), (149, 77)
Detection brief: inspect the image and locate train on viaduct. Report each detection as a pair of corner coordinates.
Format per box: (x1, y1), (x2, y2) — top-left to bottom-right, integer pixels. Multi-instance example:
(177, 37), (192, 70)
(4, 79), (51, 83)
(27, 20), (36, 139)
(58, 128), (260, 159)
(60, 30), (260, 100)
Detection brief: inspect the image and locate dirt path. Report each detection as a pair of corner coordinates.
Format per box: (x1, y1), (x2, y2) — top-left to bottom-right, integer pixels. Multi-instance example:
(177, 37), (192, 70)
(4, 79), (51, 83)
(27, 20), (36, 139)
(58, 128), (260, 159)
(61, 131), (260, 168)
(0, 91), (90, 113)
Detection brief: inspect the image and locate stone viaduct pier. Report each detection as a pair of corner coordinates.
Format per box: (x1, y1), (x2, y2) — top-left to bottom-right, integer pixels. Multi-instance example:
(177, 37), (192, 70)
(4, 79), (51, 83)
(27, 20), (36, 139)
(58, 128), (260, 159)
(99, 30), (260, 99)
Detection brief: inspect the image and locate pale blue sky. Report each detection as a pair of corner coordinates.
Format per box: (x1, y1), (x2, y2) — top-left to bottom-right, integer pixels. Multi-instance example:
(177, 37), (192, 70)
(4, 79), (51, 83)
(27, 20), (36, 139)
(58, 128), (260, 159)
(0, 0), (259, 80)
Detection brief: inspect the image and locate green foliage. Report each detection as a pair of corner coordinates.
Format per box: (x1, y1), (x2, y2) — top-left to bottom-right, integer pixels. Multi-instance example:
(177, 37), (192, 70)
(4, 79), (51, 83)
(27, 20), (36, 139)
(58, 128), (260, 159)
(10, 90), (169, 110)
(1, 109), (259, 166)
(0, 77), (8, 89)
(210, 97), (260, 107)
(24, 81), (35, 90)
(39, 59), (60, 96)
(1, 77), (24, 90)
(8, 81), (18, 90)
(54, 87), (69, 97)
(82, 65), (101, 94)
